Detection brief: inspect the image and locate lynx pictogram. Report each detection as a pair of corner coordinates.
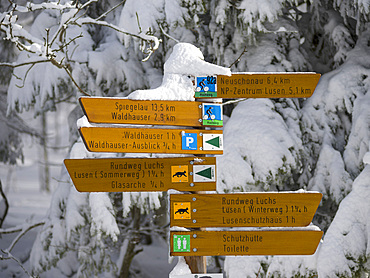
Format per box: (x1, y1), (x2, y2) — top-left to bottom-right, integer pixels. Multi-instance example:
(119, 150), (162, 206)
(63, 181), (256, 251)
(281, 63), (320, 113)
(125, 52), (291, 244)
(173, 171), (187, 178)
(175, 208), (189, 214)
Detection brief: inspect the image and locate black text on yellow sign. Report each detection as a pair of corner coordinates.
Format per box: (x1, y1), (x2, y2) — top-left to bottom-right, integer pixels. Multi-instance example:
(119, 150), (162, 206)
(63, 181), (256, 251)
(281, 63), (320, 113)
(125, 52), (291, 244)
(194, 73), (321, 98)
(79, 127), (223, 154)
(170, 192), (322, 228)
(170, 230), (323, 256)
(64, 157), (217, 192)
(79, 97), (223, 127)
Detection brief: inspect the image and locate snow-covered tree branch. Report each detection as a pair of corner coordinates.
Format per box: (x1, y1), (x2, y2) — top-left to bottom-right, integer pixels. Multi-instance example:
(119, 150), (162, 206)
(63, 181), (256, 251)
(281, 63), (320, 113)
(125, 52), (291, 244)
(0, 0), (161, 110)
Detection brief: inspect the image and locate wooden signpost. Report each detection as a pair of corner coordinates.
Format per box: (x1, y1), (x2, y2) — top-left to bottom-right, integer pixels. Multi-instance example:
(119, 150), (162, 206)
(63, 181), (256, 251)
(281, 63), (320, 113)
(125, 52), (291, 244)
(80, 98), (223, 127)
(65, 68), (322, 275)
(170, 230), (323, 256)
(79, 127), (223, 154)
(173, 274), (223, 278)
(170, 192), (322, 228)
(64, 157), (216, 192)
(194, 73), (321, 98)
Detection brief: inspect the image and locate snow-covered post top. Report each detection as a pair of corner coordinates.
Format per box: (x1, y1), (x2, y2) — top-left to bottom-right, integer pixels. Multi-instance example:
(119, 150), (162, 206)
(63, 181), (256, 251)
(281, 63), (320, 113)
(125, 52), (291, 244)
(363, 142), (370, 165)
(128, 43), (231, 101)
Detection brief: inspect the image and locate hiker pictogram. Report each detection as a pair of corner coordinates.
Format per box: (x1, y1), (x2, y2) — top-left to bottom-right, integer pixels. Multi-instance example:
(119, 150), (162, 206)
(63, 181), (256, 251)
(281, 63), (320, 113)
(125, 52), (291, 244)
(198, 78), (208, 92)
(205, 106), (214, 120)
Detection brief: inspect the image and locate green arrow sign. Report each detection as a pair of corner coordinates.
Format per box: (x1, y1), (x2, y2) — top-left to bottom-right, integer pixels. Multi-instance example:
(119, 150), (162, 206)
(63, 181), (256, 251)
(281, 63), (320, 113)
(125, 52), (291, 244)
(193, 165), (216, 182)
(202, 134), (223, 151)
(196, 167), (212, 179)
(206, 136), (220, 147)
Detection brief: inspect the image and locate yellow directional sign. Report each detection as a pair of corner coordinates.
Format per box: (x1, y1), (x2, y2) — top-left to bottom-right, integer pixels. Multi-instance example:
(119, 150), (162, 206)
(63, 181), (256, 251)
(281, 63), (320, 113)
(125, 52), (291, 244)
(64, 157), (216, 192)
(79, 97), (223, 127)
(79, 127), (223, 154)
(170, 230), (323, 256)
(194, 73), (320, 98)
(170, 192), (322, 227)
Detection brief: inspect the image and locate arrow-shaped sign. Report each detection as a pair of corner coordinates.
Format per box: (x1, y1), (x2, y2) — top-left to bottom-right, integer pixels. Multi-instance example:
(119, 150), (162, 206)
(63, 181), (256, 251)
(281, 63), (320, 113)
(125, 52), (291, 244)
(64, 157), (217, 192)
(79, 97), (222, 127)
(170, 192), (322, 228)
(194, 73), (321, 98)
(170, 229), (323, 256)
(79, 127), (223, 155)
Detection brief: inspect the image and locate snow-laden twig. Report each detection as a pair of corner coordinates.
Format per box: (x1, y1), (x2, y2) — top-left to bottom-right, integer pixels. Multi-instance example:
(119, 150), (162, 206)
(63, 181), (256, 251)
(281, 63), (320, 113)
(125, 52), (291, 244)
(76, 18), (160, 61)
(0, 249), (34, 277)
(0, 60), (51, 68)
(0, 221), (44, 277)
(0, 222), (45, 252)
(222, 98), (247, 106)
(0, 0), (161, 97)
(159, 23), (180, 43)
(95, 0), (127, 21)
(229, 46), (247, 68)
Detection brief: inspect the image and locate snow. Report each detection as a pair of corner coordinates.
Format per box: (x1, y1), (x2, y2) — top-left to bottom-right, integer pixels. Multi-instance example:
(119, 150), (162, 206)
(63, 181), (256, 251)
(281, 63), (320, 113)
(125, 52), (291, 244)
(218, 98), (301, 192)
(128, 43), (231, 101)
(2, 1), (370, 274)
(89, 193), (119, 242)
(317, 164), (370, 276)
(169, 257), (192, 277)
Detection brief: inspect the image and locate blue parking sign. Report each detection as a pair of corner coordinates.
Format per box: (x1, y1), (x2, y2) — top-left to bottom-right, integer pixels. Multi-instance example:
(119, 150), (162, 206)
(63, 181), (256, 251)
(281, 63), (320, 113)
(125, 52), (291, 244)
(181, 133), (197, 150)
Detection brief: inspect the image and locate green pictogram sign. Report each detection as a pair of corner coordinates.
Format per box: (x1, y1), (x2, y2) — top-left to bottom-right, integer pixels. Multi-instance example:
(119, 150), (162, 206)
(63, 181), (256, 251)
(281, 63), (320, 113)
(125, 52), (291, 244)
(173, 234), (191, 252)
(206, 136), (220, 148)
(196, 167), (212, 179)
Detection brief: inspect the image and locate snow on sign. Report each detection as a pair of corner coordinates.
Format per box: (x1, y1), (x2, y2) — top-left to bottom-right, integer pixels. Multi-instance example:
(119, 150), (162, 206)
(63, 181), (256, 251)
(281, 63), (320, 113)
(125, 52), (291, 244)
(170, 230), (323, 256)
(170, 192), (322, 228)
(194, 73), (321, 98)
(172, 274), (223, 278)
(79, 127), (223, 155)
(64, 157), (217, 192)
(79, 97), (223, 127)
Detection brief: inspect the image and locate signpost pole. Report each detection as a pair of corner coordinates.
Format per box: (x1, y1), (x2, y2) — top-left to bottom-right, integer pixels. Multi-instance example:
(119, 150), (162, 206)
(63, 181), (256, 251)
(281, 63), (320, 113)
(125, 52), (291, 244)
(184, 179), (207, 273)
(183, 98), (223, 274)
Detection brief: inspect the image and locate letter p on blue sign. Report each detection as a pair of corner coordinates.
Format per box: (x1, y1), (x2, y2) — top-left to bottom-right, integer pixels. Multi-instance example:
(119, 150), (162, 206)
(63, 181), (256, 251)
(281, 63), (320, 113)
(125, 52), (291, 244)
(182, 132), (197, 150)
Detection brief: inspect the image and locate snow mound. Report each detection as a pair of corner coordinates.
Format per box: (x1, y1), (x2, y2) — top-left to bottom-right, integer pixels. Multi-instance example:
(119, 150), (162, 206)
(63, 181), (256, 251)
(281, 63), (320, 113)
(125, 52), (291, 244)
(128, 43), (231, 101)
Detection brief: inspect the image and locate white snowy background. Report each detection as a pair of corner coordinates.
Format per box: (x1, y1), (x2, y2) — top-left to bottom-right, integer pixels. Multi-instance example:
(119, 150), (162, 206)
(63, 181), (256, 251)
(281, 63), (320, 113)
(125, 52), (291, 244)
(1, 0), (370, 277)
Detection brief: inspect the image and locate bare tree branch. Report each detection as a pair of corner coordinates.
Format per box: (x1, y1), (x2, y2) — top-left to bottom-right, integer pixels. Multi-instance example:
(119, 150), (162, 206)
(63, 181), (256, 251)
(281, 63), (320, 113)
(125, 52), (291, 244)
(0, 249), (34, 277)
(229, 46), (247, 68)
(95, 0), (127, 21)
(0, 0), (161, 97)
(0, 181), (9, 228)
(159, 23), (180, 43)
(0, 60), (50, 68)
(0, 221), (44, 236)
